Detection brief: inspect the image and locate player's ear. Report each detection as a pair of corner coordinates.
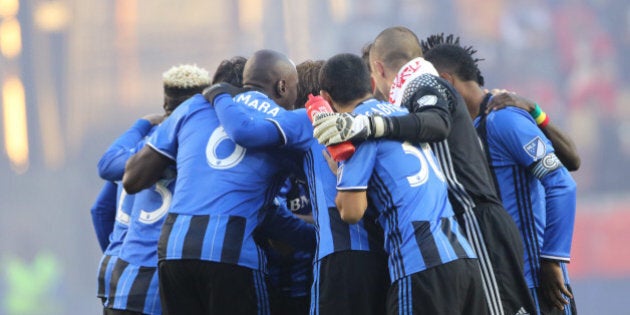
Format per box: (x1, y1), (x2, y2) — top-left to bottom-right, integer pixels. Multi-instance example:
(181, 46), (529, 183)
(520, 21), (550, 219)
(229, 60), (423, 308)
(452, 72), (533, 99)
(320, 90), (333, 106)
(439, 72), (455, 85)
(276, 80), (286, 97)
(373, 60), (386, 79)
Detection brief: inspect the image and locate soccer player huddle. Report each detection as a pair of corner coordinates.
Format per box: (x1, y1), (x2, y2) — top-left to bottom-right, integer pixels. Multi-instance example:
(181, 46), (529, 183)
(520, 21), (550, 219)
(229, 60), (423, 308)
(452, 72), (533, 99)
(91, 26), (580, 315)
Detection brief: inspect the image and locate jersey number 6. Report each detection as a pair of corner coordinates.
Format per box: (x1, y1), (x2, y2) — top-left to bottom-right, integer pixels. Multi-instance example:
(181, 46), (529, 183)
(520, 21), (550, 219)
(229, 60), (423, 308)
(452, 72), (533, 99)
(206, 126), (247, 170)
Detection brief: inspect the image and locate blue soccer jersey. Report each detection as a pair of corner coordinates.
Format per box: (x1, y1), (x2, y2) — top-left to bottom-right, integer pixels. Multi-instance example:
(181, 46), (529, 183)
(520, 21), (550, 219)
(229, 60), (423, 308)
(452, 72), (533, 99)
(279, 175), (311, 216)
(475, 107), (577, 289)
(213, 94), (384, 261)
(97, 182), (134, 301)
(98, 119), (154, 181)
(109, 139), (174, 315)
(96, 119), (153, 304)
(148, 93), (291, 272)
(120, 175), (174, 267)
(266, 175), (315, 298)
(91, 181), (118, 252)
(303, 139), (384, 260)
(336, 99), (476, 283)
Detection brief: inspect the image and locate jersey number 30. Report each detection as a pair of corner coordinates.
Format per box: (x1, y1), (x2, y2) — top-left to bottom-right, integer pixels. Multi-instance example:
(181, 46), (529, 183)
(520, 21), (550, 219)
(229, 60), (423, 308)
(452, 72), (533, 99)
(402, 142), (445, 186)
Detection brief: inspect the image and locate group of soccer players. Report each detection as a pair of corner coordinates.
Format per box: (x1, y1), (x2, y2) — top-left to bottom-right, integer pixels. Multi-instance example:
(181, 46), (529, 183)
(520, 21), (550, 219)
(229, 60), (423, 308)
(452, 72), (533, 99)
(91, 26), (580, 315)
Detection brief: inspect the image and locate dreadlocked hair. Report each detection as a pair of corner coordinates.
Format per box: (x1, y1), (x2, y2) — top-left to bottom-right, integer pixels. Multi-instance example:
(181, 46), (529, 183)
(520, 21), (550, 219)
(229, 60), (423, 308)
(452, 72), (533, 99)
(421, 33), (485, 86)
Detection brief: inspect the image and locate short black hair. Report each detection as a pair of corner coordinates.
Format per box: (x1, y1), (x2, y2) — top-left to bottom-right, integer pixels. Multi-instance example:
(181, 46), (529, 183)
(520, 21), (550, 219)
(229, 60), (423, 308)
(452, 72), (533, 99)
(296, 60), (324, 109)
(212, 56), (247, 86)
(319, 53), (372, 104)
(421, 33), (485, 86)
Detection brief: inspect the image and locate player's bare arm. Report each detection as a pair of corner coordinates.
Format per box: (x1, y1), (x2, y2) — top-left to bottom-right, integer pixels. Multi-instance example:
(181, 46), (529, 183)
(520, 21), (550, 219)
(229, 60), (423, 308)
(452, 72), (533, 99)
(122, 145), (172, 194)
(335, 190), (368, 224)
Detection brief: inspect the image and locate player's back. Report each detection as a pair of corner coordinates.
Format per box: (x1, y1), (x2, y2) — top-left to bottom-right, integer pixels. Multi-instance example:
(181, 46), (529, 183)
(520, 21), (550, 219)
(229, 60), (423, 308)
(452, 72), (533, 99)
(349, 99), (476, 282)
(276, 108), (384, 259)
(158, 94), (285, 217)
(150, 93), (290, 271)
(119, 172), (175, 267)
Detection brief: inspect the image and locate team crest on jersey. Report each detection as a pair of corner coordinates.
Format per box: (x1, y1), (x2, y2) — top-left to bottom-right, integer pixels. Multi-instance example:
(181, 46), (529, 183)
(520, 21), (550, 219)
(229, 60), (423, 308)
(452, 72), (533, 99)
(416, 95), (438, 107)
(523, 136), (546, 160)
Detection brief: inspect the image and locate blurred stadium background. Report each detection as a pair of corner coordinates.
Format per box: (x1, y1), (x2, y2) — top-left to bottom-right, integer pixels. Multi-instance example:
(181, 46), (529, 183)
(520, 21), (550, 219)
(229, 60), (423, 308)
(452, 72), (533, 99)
(0, 0), (628, 313)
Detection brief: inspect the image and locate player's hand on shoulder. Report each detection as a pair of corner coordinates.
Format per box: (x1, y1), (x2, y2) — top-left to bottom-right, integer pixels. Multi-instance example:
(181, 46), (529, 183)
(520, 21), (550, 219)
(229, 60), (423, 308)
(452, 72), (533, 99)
(313, 112), (374, 146)
(486, 91), (536, 114)
(202, 82), (248, 106)
(142, 113), (165, 125)
(312, 112), (344, 145)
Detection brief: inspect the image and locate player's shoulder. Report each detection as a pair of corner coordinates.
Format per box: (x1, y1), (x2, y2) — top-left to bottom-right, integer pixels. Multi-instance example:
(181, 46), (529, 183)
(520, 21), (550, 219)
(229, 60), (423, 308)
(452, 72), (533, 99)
(171, 94), (207, 116)
(234, 90), (285, 118)
(354, 98), (408, 117)
(486, 106), (535, 130)
(403, 74), (458, 112)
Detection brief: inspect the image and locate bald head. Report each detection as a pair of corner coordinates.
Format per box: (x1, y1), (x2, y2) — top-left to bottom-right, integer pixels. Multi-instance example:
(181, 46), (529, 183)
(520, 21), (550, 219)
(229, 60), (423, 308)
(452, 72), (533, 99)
(243, 49), (298, 109)
(371, 26), (423, 73)
(369, 27), (423, 98)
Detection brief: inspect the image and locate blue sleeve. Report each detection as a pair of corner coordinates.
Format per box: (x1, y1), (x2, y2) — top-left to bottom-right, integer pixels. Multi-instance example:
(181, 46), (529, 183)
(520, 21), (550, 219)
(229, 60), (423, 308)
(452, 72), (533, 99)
(90, 181), (118, 252)
(214, 94), (284, 148)
(336, 140), (377, 191)
(146, 107), (186, 161)
(488, 108), (555, 167)
(98, 119), (153, 181)
(489, 109), (576, 261)
(214, 95), (313, 150)
(268, 108), (313, 151)
(539, 168), (577, 261)
(258, 201), (316, 252)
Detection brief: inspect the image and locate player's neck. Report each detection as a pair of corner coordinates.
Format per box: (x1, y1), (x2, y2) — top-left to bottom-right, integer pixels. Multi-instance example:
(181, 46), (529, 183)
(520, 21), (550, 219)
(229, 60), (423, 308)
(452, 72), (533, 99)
(461, 81), (486, 119)
(335, 94), (373, 113)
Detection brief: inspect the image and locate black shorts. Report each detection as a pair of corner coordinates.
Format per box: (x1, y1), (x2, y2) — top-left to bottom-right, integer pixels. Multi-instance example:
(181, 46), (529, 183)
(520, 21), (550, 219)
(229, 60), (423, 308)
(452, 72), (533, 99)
(311, 250), (389, 315)
(457, 202), (537, 315)
(158, 259), (269, 315)
(269, 294), (309, 315)
(386, 259), (488, 315)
